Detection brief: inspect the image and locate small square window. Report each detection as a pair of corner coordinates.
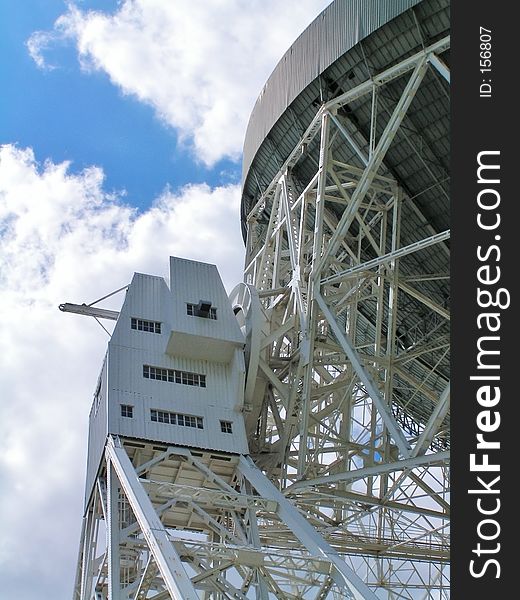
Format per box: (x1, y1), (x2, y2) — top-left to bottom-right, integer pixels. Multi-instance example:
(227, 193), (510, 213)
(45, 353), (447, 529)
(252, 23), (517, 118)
(220, 420), (233, 434)
(186, 302), (217, 320)
(121, 405), (133, 418)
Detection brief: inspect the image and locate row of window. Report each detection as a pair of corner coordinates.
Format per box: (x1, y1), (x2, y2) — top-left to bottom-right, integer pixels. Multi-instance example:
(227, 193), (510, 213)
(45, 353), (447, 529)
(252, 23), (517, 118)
(120, 404), (233, 433)
(143, 365), (206, 387)
(131, 317), (161, 334)
(151, 409), (203, 429)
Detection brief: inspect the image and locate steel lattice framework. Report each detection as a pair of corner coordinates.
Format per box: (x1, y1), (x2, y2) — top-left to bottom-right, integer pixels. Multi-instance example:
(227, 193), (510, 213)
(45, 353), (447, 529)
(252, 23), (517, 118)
(71, 2), (450, 599)
(232, 34), (450, 599)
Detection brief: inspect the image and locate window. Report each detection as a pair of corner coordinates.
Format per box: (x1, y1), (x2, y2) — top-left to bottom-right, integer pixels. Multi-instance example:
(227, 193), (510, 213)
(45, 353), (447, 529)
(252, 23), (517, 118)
(143, 365), (206, 387)
(131, 317), (161, 334)
(151, 409), (203, 429)
(93, 378), (102, 418)
(121, 405), (133, 418)
(220, 420), (233, 434)
(186, 302), (217, 320)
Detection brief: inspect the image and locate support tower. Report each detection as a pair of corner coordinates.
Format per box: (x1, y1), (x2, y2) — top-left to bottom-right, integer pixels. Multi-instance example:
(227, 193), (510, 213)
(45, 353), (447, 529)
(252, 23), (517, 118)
(72, 0), (450, 597)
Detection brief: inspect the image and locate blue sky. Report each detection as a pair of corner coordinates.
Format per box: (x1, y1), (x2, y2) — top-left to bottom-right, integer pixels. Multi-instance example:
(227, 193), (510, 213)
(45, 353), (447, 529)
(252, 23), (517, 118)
(1, 2), (332, 599)
(1, 0), (241, 210)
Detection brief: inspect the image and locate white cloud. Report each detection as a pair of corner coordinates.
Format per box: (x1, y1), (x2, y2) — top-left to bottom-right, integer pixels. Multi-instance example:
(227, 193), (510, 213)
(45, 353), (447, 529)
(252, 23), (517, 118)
(0, 144), (244, 598)
(26, 30), (58, 70)
(12, 3), (335, 596)
(28, 0), (331, 165)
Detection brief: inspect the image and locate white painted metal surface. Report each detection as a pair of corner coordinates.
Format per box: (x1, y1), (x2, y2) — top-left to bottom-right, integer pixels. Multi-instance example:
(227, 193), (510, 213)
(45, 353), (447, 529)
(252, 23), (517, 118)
(238, 27), (450, 598)
(70, 1), (450, 597)
(85, 259), (249, 506)
(74, 257), (397, 599)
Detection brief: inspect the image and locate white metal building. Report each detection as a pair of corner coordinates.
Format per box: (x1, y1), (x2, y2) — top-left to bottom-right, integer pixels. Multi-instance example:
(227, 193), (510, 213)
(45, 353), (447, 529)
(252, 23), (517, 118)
(70, 0), (450, 597)
(84, 258), (249, 506)
(74, 257), (377, 600)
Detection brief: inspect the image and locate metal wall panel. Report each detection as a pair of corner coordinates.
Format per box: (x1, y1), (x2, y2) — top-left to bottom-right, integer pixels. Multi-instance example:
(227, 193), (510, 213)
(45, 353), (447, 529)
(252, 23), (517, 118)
(84, 260), (249, 491)
(242, 0), (422, 181)
(84, 353), (109, 508)
(169, 257), (244, 347)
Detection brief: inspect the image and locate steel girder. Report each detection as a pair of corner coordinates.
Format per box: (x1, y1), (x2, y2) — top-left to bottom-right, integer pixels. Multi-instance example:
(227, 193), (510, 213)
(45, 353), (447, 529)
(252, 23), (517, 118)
(235, 39), (450, 599)
(72, 37), (450, 600)
(73, 437), (381, 599)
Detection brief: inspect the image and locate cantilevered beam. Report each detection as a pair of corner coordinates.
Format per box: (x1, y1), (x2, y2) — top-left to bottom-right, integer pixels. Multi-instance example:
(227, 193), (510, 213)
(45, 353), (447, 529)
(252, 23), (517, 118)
(59, 303), (119, 320)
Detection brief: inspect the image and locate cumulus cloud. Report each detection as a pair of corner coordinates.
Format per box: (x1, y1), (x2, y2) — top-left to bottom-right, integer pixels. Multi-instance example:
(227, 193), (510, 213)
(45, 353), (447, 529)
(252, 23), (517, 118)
(0, 144), (244, 598)
(28, 0), (331, 165)
(11, 4), (334, 596)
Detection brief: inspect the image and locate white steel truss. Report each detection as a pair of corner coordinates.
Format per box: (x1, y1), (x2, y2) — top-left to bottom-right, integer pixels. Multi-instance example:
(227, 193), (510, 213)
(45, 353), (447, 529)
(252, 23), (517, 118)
(234, 37), (450, 599)
(72, 37), (450, 600)
(74, 437), (380, 600)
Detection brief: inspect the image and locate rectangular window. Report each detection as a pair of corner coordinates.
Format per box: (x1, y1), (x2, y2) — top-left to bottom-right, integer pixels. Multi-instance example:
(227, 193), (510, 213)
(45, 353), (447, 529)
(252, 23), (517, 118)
(186, 303), (217, 320)
(220, 420), (233, 434)
(151, 409), (203, 429)
(131, 317), (161, 334)
(143, 364), (206, 387)
(121, 405), (133, 418)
